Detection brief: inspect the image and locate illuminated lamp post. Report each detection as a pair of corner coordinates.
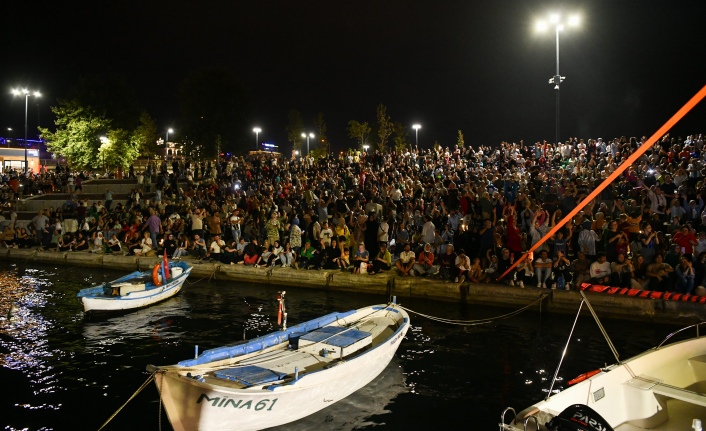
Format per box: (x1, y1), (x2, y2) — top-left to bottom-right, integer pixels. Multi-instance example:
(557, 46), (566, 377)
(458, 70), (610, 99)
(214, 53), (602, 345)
(301, 132), (314, 156)
(253, 127), (261, 150)
(11, 88), (41, 173)
(412, 124), (421, 147)
(535, 12), (580, 145)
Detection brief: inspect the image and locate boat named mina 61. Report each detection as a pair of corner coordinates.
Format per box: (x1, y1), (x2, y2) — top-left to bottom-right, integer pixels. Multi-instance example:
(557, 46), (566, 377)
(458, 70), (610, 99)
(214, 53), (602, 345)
(147, 298), (410, 431)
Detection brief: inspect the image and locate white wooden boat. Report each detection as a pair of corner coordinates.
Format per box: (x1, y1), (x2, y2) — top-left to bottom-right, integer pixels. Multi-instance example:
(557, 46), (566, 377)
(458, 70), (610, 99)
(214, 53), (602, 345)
(147, 301), (410, 431)
(77, 260), (192, 314)
(500, 295), (706, 431)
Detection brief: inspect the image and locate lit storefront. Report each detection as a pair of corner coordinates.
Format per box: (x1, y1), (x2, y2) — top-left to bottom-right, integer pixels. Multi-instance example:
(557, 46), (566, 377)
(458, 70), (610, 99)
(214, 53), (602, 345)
(0, 148), (40, 172)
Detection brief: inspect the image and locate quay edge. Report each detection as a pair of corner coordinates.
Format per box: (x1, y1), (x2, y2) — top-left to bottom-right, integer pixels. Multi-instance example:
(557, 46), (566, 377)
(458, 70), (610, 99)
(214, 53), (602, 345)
(1, 248), (702, 325)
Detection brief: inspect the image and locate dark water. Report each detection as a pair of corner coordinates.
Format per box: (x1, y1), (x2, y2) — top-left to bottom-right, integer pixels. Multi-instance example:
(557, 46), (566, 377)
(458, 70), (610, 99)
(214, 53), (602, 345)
(0, 261), (678, 431)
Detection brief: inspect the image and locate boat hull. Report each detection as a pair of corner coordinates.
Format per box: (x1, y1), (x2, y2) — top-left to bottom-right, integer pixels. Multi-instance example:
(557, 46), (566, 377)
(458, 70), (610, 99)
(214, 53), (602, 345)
(503, 334), (706, 430)
(78, 262), (192, 314)
(153, 305), (409, 431)
(81, 279), (186, 313)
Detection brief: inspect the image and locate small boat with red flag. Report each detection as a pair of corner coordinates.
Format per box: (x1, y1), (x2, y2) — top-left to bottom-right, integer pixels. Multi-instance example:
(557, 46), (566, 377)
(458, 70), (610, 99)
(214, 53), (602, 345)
(77, 253), (192, 314)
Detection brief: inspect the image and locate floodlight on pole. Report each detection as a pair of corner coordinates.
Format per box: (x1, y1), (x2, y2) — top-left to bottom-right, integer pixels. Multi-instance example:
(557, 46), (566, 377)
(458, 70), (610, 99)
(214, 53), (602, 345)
(253, 127), (261, 150)
(535, 12), (580, 145)
(166, 128), (174, 161)
(301, 132), (314, 156)
(412, 124), (421, 147)
(11, 88), (41, 173)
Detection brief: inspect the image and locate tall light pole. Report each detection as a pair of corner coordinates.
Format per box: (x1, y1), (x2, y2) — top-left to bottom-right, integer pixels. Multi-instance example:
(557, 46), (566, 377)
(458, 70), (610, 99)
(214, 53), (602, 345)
(11, 88), (41, 173)
(165, 128), (173, 161)
(536, 13), (580, 145)
(253, 127), (261, 150)
(301, 132), (314, 156)
(412, 124), (421, 147)
(6, 127), (12, 147)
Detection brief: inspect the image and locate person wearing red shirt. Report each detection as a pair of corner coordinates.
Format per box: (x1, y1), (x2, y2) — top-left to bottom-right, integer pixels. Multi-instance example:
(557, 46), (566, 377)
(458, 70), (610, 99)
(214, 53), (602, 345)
(672, 225), (698, 259)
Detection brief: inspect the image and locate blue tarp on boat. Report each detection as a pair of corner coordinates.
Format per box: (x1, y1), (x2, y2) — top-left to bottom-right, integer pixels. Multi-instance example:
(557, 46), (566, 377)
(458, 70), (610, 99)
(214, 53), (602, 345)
(214, 365), (287, 387)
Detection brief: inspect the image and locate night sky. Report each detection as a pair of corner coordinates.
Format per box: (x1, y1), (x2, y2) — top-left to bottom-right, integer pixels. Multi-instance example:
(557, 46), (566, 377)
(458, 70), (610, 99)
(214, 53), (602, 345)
(2, 0), (705, 154)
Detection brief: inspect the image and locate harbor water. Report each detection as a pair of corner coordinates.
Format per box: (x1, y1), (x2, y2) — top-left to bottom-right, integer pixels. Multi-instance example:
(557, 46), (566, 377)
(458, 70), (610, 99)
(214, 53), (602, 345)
(0, 261), (678, 430)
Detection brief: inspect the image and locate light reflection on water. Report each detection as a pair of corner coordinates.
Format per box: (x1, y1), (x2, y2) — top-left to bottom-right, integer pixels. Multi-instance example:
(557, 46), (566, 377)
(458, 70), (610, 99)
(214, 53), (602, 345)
(0, 261), (677, 430)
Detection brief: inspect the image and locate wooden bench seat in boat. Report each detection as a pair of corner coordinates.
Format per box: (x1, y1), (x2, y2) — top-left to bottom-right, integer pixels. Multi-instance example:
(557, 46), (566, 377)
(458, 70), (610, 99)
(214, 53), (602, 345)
(213, 365), (287, 387)
(113, 282), (147, 296)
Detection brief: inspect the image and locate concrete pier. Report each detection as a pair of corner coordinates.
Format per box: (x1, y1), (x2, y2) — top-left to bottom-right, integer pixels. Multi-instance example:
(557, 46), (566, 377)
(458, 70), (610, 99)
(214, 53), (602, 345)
(2, 248), (703, 325)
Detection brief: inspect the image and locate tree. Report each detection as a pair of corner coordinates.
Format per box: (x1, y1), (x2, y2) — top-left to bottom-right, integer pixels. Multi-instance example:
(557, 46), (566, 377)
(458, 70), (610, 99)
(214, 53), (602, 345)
(39, 99), (111, 170)
(392, 122), (409, 153)
(376, 103), (393, 152)
(40, 99), (144, 171)
(457, 130), (465, 148)
(103, 128), (139, 170)
(286, 110), (304, 153)
(132, 112), (158, 157)
(347, 120), (371, 148)
(314, 112), (329, 154)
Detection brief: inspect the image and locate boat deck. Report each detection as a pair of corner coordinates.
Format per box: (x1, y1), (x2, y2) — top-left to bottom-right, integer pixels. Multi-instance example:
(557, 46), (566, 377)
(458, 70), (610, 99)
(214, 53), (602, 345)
(195, 315), (398, 390)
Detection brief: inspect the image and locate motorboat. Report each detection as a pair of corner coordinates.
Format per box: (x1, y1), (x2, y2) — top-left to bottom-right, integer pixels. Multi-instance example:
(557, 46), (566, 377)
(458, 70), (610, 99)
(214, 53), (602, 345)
(500, 292), (706, 431)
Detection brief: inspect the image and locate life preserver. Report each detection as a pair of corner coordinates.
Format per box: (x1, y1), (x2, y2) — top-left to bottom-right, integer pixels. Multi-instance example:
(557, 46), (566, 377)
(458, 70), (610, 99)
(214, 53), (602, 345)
(152, 263), (163, 287)
(163, 250), (170, 280)
(568, 369), (601, 385)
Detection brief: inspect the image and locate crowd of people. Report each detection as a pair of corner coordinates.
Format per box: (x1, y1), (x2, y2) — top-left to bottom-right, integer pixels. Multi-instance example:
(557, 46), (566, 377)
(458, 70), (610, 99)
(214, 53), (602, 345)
(2, 133), (706, 294)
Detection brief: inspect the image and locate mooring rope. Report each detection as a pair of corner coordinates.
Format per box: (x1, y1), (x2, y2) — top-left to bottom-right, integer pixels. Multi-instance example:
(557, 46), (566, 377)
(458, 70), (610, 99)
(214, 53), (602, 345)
(398, 294), (546, 326)
(97, 371), (156, 431)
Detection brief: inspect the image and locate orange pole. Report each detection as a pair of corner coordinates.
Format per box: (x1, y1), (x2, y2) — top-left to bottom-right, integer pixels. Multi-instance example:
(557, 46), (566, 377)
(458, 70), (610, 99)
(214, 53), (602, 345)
(497, 84), (706, 282)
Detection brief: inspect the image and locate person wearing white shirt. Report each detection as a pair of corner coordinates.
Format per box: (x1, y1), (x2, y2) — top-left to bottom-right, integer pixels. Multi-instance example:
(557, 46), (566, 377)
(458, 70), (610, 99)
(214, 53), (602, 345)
(590, 253), (612, 284)
(319, 222), (333, 247)
(377, 219), (389, 246)
(209, 235), (225, 262)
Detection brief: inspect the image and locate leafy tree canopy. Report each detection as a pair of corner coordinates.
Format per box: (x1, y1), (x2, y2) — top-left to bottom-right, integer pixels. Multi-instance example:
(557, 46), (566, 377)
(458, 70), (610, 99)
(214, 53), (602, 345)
(376, 103), (393, 152)
(347, 120), (371, 149)
(314, 112), (329, 154)
(392, 122), (408, 153)
(132, 112), (158, 157)
(40, 99), (145, 170)
(286, 110), (304, 152)
(39, 100), (110, 170)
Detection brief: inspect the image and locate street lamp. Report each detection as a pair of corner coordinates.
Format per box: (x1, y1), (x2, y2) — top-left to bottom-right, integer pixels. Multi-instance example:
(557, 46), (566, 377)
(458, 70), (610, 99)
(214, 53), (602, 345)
(166, 128), (174, 161)
(301, 132), (314, 156)
(363, 145), (369, 153)
(535, 12), (580, 145)
(6, 127), (12, 147)
(253, 127), (261, 150)
(11, 88), (41, 173)
(412, 124), (421, 147)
